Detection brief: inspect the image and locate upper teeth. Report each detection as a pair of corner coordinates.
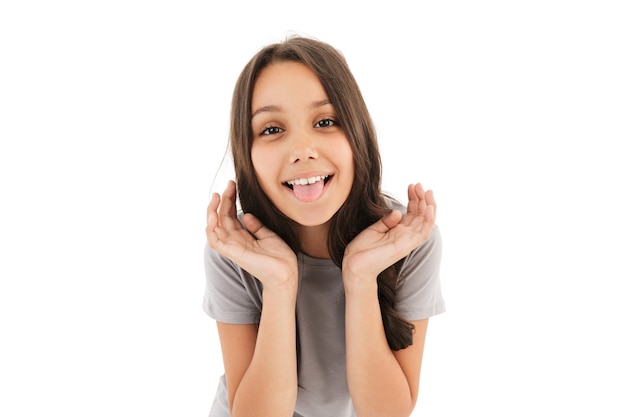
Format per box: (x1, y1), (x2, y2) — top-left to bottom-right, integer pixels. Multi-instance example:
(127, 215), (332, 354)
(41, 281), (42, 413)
(287, 175), (328, 186)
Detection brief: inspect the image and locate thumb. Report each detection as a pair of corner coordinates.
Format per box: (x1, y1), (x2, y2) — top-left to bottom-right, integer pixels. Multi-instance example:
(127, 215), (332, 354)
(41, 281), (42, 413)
(242, 213), (274, 239)
(376, 209), (403, 232)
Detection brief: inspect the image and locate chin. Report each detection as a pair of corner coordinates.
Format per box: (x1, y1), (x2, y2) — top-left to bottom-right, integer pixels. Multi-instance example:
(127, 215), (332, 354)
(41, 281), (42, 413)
(290, 212), (335, 228)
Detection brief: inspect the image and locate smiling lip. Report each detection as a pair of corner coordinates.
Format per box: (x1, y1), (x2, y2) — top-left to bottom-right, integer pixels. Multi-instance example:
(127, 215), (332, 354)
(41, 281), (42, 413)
(282, 173), (332, 189)
(282, 174), (333, 202)
(285, 175), (329, 187)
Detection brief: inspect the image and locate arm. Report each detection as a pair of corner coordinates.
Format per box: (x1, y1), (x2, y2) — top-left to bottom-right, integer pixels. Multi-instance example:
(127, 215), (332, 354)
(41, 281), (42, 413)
(217, 282), (298, 417)
(206, 181), (298, 417)
(344, 279), (428, 417)
(342, 183), (436, 417)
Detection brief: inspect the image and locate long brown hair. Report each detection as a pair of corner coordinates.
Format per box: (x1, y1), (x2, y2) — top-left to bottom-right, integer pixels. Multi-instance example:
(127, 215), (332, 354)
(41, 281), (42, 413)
(229, 36), (414, 350)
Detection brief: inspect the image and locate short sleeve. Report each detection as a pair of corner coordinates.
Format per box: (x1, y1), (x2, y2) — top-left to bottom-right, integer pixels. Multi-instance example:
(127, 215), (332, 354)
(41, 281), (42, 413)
(394, 225), (446, 321)
(202, 243), (263, 324)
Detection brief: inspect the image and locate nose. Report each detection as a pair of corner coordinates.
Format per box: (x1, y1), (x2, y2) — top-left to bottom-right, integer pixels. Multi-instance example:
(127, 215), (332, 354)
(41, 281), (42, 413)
(289, 133), (318, 163)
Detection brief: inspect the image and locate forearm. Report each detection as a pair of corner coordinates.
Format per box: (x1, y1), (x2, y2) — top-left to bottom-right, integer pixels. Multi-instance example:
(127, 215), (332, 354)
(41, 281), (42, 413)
(344, 278), (414, 417)
(231, 285), (298, 417)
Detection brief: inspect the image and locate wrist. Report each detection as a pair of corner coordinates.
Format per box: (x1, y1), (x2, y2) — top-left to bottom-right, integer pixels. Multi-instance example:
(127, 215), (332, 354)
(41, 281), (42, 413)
(262, 272), (299, 299)
(342, 271), (378, 295)
(342, 255), (384, 286)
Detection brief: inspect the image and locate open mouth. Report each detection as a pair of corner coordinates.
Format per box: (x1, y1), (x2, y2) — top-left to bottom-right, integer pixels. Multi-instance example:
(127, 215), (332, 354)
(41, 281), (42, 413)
(283, 174), (332, 190)
(283, 175), (333, 202)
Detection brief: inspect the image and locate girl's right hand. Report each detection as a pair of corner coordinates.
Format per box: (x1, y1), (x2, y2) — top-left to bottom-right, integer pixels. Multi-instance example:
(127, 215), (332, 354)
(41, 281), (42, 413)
(206, 180), (298, 290)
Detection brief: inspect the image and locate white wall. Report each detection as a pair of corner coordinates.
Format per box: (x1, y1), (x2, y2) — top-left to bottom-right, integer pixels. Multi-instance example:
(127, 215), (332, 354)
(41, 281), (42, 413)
(1, 1), (624, 415)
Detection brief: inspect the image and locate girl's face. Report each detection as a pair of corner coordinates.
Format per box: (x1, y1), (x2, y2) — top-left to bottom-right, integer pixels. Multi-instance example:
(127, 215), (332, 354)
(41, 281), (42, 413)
(250, 61), (354, 227)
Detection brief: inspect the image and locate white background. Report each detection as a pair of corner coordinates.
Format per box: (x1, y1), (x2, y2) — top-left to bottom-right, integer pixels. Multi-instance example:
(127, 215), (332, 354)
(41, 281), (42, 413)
(1, 1), (625, 416)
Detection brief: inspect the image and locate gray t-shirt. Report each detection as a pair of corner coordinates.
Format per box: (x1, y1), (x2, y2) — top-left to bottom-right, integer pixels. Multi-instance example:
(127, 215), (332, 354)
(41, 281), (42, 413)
(203, 221), (445, 417)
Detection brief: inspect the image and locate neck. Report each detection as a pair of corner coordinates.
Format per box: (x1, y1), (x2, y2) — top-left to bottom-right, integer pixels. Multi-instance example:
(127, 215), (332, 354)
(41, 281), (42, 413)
(296, 223), (330, 259)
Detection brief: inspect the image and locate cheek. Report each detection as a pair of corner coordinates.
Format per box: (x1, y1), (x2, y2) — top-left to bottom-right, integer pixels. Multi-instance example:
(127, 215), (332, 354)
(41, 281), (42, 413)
(250, 143), (275, 187)
(250, 142), (264, 173)
(338, 141), (355, 181)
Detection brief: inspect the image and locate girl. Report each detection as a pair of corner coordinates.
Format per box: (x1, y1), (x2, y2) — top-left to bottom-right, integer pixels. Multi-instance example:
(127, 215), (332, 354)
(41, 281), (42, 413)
(203, 36), (445, 417)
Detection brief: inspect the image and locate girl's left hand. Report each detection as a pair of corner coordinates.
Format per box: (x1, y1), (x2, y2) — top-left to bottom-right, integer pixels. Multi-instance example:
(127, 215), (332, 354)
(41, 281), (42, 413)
(342, 183), (436, 282)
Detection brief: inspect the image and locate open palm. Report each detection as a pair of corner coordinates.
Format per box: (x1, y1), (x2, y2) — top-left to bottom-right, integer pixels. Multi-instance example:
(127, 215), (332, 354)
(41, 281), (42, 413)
(343, 183), (436, 280)
(206, 181), (298, 287)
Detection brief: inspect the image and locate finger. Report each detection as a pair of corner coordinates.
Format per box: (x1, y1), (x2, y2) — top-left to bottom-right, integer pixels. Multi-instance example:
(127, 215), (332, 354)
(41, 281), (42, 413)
(218, 180), (240, 230)
(223, 180), (238, 218)
(425, 189), (437, 218)
(406, 183), (418, 215)
(205, 223), (221, 249)
(369, 209), (402, 233)
(425, 204), (436, 225)
(242, 213), (275, 240)
(206, 193), (230, 248)
(205, 204), (220, 249)
(206, 192), (220, 225)
(419, 193), (436, 237)
(406, 183), (427, 217)
(415, 183), (427, 217)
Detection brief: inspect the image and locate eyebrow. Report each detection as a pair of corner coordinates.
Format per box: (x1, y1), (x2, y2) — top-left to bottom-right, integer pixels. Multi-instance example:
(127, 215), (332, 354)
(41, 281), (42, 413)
(251, 99), (333, 119)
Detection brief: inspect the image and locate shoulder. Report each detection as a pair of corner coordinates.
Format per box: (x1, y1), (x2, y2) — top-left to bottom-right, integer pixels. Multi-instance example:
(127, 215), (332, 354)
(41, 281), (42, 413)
(394, 225), (445, 319)
(203, 242), (263, 289)
(399, 225), (442, 278)
(204, 241), (236, 270)
(203, 243), (264, 323)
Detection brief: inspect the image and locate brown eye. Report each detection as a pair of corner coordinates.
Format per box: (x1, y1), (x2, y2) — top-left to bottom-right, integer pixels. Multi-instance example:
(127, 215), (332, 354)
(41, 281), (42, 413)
(314, 119), (337, 128)
(261, 126), (283, 135)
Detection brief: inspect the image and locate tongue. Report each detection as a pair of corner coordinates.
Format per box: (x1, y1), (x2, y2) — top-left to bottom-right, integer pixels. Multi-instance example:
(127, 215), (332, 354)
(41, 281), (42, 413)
(292, 181), (324, 202)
